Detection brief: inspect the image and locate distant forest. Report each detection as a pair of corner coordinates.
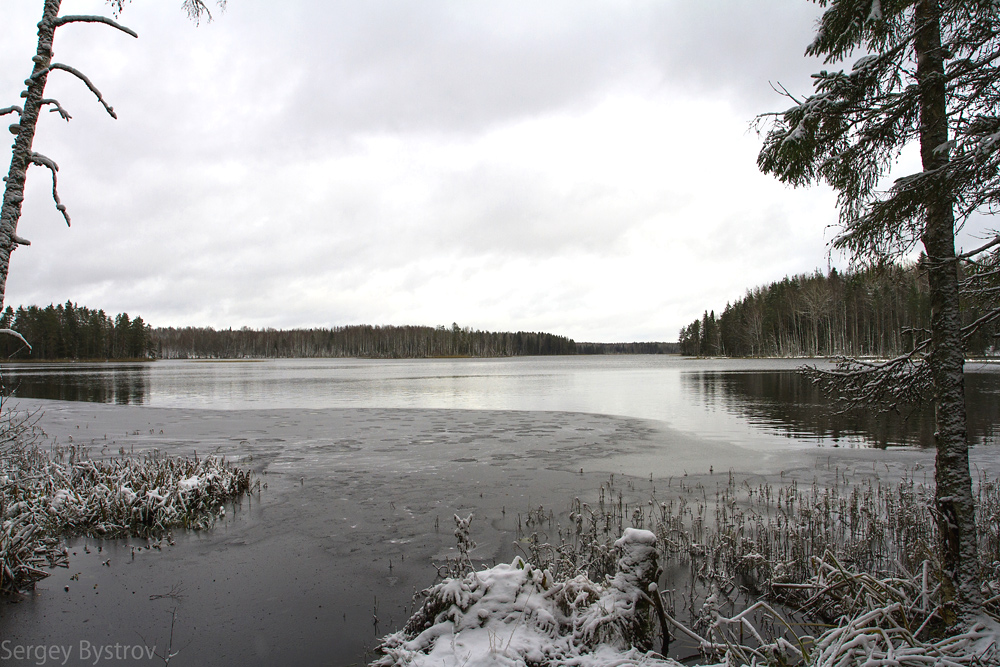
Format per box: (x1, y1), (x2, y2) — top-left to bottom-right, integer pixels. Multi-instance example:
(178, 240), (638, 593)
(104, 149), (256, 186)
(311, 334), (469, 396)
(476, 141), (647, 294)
(0, 309), (677, 360)
(678, 263), (999, 358)
(154, 324), (577, 359)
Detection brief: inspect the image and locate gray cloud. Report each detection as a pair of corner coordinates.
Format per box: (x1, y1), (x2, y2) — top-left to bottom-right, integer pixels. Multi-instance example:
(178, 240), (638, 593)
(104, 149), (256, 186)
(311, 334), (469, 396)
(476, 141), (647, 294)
(1, 0), (844, 341)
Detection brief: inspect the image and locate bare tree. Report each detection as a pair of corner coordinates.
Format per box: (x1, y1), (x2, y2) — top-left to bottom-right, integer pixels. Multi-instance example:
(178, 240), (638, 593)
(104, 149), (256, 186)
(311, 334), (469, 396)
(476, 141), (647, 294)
(757, 0), (1000, 625)
(0, 0), (225, 324)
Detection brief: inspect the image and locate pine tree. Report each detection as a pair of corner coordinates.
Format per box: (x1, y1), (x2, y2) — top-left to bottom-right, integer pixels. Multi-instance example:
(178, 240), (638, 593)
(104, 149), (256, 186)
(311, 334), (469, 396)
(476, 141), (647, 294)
(757, 0), (1000, 624)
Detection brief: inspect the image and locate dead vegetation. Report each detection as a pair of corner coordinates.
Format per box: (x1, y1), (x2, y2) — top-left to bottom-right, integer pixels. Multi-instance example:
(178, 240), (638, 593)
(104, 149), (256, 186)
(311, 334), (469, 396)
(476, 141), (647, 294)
(377, 469), (1000, 666)
(0, 403), (257, 596)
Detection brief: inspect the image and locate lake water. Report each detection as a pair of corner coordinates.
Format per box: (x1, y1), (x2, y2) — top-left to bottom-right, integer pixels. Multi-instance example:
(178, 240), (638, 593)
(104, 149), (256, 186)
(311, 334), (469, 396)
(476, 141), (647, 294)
(3, 356), (1000, 666)
(4, 355), (1000, 449)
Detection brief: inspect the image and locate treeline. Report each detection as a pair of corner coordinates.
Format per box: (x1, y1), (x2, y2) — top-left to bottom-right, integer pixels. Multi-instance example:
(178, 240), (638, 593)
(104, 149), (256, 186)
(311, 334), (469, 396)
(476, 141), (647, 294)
(0, 303), (153, 360)
(678, 263), (998, 358)
(0, 305), (679, 361)
(576, 341), (678, 355)
(152, 323), (578, 359)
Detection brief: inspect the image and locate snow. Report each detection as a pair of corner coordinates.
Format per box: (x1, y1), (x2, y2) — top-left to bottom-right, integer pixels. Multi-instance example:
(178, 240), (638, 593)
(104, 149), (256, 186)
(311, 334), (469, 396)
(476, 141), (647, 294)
(50, 488), (71, 509)
(867, 0), (882, 22)
(178, 475), (202, 492)
(372, 533), (684, 667)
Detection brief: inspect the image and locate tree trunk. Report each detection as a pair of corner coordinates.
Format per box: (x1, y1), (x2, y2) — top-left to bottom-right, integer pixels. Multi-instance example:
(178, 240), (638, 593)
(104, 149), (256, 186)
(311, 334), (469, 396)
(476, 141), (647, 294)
(915, 0), (980, 625)
(0, 0), (63, 313)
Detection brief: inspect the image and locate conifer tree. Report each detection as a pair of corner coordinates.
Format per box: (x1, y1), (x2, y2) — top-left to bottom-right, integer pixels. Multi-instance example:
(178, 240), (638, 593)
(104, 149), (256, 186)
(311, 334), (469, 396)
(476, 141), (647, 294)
(757, 0), (1000, 623)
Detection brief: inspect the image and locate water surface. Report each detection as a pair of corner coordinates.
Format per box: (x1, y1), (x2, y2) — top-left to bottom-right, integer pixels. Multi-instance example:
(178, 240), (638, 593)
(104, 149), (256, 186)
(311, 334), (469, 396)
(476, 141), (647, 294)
(4, 356), (999, 449)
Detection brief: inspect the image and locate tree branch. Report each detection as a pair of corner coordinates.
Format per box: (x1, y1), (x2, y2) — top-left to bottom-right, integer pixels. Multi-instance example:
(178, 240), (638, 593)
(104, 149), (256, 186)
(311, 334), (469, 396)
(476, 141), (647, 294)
(0, 106), (23, 118)
(29, 153), (70, 227)
(40, 99), (71, 121)
(0, 329), (31, 352)
(38, 64), (117, 119)
(54, 15), (138, 38)
(957, 235), (1000, 260)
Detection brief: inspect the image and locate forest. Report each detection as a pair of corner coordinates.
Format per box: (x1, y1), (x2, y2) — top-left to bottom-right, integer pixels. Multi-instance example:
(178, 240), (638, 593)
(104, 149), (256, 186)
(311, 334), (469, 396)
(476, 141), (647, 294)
(678, 262), (1000, 358)
(0, 311), (677, 360)
(153, 323), (578, 359)
(0, 303), (153, 360)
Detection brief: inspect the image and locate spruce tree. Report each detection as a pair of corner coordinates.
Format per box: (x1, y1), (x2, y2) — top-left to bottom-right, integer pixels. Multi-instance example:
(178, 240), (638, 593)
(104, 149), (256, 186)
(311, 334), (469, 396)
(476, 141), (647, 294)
(758, 0), (1000, 624)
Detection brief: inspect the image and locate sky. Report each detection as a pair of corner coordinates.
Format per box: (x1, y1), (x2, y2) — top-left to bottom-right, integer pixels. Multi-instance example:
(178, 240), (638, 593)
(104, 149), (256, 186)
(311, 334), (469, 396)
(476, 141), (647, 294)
(1, 1), (865, 342)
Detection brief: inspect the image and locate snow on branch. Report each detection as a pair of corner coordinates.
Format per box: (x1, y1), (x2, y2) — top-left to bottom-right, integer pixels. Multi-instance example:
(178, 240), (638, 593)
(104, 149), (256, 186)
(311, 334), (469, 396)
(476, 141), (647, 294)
(0, 329), (31, 351)
(53, 15), (138, 39)
(29, 152), (70, 227)
(40, 99), (71, 122)
(40, 64), (117, 119)
(803, 349), (931, 415)
(958, 235), (1000, 260)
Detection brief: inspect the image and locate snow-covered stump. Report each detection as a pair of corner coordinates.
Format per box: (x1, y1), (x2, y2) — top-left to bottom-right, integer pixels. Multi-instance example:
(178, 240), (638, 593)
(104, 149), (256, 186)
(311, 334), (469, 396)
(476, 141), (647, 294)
(575, 527), (660, 651)
(372, 527), (674, 667)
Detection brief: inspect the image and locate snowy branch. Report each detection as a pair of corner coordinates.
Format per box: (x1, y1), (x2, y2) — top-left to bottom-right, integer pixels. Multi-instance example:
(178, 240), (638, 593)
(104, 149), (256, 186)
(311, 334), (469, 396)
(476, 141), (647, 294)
(29, 153), (70, 227)
(803, 348), (932, 414)
(957, 235), (1000, 260)
(40, 99), (71, 122)
(39, 64), (117, 119)
(11, 234), (31, 247)
(53, 15), (138, 39)
(0, 329), (31, 351)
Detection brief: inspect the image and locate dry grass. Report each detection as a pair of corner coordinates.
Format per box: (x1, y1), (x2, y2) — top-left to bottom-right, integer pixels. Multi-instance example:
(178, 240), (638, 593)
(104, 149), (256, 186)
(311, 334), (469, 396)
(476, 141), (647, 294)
(1, 404), (257, 596)
(503, 469), (1000, 665)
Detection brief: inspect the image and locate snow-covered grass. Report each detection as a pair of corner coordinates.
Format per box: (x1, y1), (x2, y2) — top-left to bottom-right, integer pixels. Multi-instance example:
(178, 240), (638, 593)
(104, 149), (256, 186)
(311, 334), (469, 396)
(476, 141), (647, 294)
(0, 404), (257, 596)
(374, 471), (1000, 666)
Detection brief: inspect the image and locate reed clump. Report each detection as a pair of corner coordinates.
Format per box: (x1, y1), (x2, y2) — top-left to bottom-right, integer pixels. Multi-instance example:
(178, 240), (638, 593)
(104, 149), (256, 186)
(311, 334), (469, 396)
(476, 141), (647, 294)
(497, 469), (1000, 665)
(1, 405), (257, 596)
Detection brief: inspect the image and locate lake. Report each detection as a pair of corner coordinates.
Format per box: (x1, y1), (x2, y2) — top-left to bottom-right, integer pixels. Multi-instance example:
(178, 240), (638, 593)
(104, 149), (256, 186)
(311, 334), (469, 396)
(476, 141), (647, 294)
(1, 356), (999, 666)
(3, 355), (1000, 448)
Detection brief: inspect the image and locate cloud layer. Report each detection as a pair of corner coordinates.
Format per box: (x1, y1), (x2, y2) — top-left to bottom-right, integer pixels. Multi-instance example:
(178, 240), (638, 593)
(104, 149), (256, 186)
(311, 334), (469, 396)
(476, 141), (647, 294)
(1, 0), (842, 341)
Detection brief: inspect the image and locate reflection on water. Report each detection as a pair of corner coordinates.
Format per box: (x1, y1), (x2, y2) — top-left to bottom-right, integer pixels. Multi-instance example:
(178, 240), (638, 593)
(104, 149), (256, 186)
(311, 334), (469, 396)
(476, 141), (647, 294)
(1, 363), (149, 405)
(1, 357), (997, 450)
(682, 369), (1000, 448)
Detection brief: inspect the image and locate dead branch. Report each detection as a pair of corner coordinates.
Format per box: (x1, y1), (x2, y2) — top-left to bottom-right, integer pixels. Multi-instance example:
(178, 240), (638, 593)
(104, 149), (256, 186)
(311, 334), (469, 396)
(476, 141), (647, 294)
(40, 99), (71, 121)
(0, 329), (31, 351)
(29, 152), (70, 226)
(37, 64), (117, 119)
(53, 15), (138, 39)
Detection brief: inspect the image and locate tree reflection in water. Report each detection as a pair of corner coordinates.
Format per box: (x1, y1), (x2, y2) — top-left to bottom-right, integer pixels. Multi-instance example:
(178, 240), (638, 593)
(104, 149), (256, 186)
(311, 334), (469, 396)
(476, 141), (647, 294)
(1, 364), (149, 405)
(682, 369), (1000, 449)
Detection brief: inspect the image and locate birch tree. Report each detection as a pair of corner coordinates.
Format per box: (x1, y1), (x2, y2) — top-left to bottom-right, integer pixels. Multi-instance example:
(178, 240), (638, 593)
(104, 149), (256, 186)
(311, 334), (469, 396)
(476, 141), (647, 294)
(0, 0), (224, 328)
(757, 0), (1000, 625)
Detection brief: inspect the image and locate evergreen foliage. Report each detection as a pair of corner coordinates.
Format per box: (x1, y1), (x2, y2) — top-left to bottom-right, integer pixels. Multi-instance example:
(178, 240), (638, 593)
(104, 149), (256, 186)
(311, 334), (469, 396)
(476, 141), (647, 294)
(680, 263), (998, 358)
(754, 0), (1000, 623)
(0, 302), (152, 360)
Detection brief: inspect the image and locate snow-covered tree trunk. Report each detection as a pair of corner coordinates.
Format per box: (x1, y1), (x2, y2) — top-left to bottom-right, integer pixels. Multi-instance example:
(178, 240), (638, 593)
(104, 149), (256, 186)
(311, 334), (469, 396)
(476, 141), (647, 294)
(914, 0), (980, 625)
(0, 0), (63, 314)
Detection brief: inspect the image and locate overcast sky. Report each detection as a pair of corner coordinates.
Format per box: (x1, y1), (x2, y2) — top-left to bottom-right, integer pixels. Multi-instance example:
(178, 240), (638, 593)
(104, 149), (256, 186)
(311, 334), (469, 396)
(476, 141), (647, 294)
(2, 1), (858, 342)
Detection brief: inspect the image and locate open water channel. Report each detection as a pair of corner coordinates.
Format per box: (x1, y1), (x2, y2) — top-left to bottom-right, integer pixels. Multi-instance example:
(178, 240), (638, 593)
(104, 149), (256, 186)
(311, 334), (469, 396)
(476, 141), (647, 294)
(0, 356), (998, 665)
